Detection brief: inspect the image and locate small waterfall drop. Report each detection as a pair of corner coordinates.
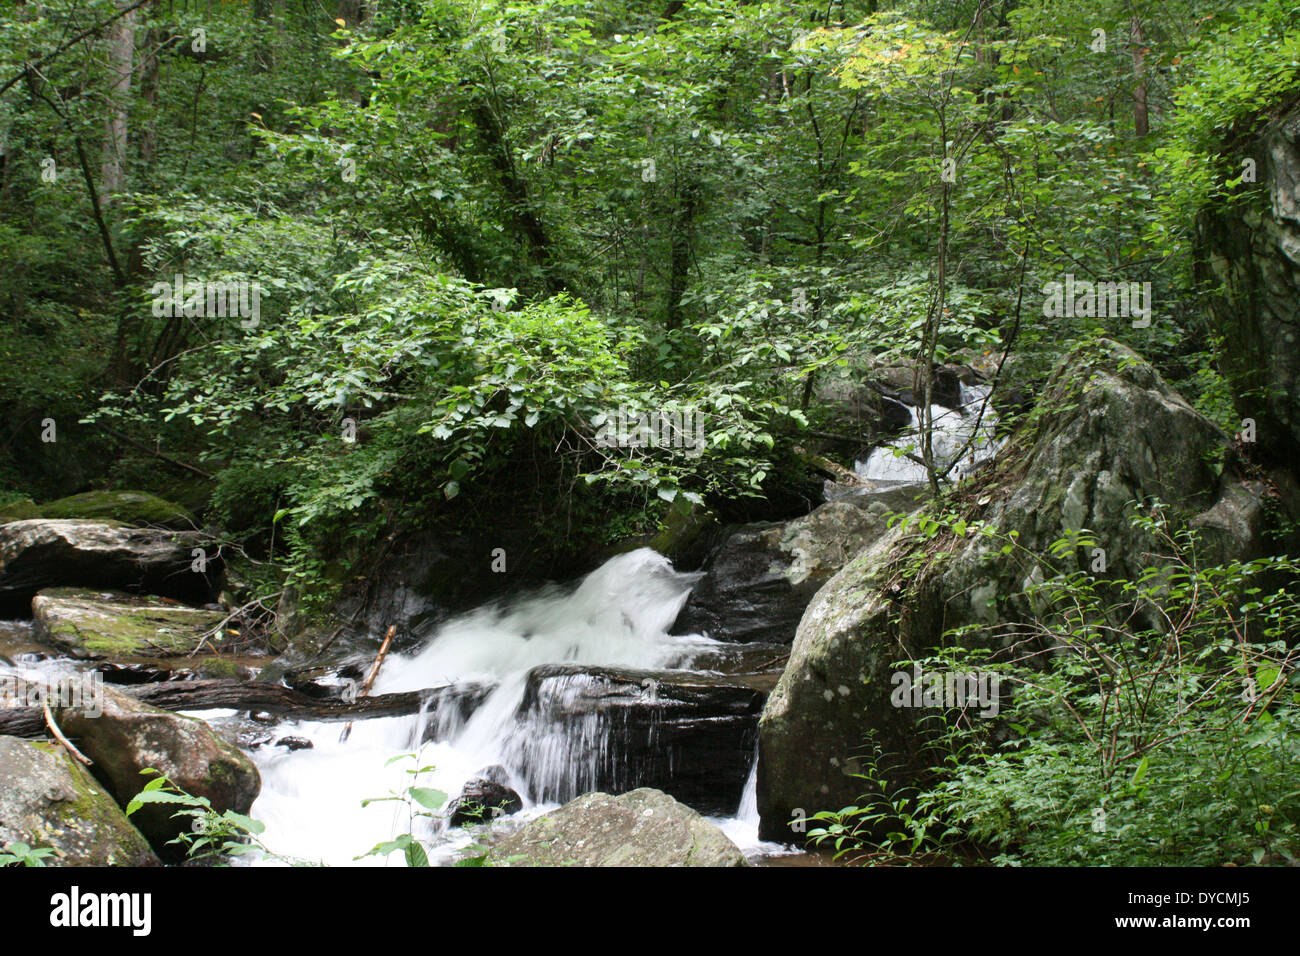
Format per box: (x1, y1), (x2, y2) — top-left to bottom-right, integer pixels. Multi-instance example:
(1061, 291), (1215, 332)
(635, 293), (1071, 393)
(245, 548), (776, 864)
(857, 382), (1001, 485)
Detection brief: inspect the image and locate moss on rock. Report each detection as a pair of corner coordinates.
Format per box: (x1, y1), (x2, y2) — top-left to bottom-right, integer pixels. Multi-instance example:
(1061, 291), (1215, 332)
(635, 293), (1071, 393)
(32, 587), (225, 658)
(36, 490), (195, 528)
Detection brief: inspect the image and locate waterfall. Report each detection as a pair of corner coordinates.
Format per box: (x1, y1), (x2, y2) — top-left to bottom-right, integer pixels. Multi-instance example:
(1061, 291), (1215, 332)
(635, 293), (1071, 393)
(857, 382), (1001, 485)
(245, 548), (774, 865)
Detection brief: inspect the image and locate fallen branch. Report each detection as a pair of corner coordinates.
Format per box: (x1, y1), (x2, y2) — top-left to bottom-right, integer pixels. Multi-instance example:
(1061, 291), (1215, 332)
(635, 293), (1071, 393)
(792, 445), (864, 486)
(0, 678), (489, 739)
(340, 624), (396, 743)
(43, 702), (92, 765)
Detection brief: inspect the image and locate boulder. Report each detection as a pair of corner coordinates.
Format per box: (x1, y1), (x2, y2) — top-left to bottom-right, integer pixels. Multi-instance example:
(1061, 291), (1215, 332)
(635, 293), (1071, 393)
(446, 767), (524, 827)
(487, 788), (747, 867)
(0, 735), (159, 866)
(0, 498), (40, 522)
(867, 361), (965, 409)
(1196, 108), (1300, 470)
(32, 588), (227, 659)
(30, 491), (196, 529)
(56, 684), (260, 857)
(506, 664), (766, 815)
(672, 486), (924, 644)
(0, 519), (221, 616)
(757, 340), (1293, 840)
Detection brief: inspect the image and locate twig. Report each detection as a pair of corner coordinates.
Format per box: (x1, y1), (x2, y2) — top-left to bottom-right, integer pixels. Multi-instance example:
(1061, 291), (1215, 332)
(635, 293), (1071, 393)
(43, 702), (92, 765)
(339, 624), (397, 743)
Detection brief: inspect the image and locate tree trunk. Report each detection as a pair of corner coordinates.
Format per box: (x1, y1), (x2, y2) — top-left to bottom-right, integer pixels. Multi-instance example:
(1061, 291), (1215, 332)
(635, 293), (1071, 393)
(100, 0), (137, 198)
(665, 178), (698, 330)
(1130, 16), (1149, 137)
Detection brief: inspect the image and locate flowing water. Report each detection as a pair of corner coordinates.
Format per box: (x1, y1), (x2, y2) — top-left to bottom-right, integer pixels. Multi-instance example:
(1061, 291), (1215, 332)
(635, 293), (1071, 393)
(858, 383), (1001, 484)
(0, 387), (1006, 866)
(238, 548), (779, 865)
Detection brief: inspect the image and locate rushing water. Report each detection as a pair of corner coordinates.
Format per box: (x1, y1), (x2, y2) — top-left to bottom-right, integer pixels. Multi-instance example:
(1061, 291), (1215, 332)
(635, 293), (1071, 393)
(0, 386), (1005, 866)
(857, 382), (1000, 484)
(240, 548), (776, 866)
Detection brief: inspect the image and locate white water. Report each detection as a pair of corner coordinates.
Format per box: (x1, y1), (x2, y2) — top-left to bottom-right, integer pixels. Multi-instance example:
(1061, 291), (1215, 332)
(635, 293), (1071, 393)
(242, 548), (782, 865)
(857, 382), (1001, 484)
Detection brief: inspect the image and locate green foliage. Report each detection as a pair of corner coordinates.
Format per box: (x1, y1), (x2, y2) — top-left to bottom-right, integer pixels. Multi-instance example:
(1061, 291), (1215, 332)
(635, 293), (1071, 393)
(126, 769), (282, 865)
(357, 751), (449, 868)
(0, 841), (57, 867)
(1152, 0), (1300, 243)
(815, 506), (1300, 866)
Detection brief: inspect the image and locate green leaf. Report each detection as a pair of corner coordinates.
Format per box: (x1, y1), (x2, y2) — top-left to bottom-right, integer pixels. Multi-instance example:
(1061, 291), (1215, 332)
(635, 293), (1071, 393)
(409, 787), (448, 810)
(1131, 755), (1149, 786)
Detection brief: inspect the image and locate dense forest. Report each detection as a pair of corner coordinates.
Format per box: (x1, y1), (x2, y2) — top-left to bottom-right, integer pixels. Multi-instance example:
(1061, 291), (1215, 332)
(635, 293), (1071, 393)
(0, 0), (1298, 878)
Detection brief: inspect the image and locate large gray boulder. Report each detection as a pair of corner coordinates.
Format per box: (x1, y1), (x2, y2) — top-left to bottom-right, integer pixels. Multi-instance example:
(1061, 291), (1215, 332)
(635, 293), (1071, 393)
(57, 684), (260, 857)
(757, 340), (1298, 841)
(0, 735), (159, 866)
(1196, 108), (1300, 470)
(0, 519), (221, 616)
(487, 788), (747, 867)
(672, 486), (924, 644)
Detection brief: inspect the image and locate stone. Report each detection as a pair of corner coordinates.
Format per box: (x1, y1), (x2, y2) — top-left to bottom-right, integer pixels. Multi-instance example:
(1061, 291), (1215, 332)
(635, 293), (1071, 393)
(32, 587), (227, 659)
(446, 770), (524, 827)
(33, 491), (196, 529)
(0, 519), (220, 616)
(487, 788), (747, 867)
(56, 684), (260, 857)
(757, 340), (1291, 841)
(0, 735), (158, 866)
(506, 664), (767, 816)
(1196, 108), (1300, 469)
(672, 487), (924, 644)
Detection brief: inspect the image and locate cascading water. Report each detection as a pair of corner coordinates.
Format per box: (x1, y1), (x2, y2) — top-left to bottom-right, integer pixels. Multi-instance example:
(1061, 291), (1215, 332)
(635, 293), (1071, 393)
(857, 382), (1001, 485)
(242, 548), (780, 865)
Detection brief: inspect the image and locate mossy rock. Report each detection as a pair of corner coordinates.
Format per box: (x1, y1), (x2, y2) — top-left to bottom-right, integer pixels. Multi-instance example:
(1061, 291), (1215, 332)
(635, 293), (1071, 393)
(32, 587), (225, 659)
(0, 736), (158, 866)
(57, 685), (261, 857)
(36, 490), (196, 528)
(487, 788), (747, 867)
(0, 498), (40, 523)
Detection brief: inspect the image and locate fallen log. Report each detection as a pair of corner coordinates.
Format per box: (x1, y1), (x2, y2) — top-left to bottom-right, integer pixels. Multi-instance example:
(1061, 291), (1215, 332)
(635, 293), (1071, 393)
(0, 678), (490, 740)
(792, 444), (865, 485)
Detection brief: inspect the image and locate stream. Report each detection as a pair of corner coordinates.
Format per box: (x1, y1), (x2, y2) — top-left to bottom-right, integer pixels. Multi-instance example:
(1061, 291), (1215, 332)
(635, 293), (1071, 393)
(216, 550), (779, 865)
(0, 385), (999, 866)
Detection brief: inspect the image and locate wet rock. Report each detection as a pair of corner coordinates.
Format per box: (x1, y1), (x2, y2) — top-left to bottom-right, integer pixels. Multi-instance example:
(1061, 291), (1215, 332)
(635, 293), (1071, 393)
(0, 519), (221, 616)
(867, 362), (965, 410)
(508, 664), (765, 816)
(758, 340), (1294, 841)
(0, 735), (158, 866)
(56, 683), (260, 858)
(1196, 108), (1300, 469)
(487, 788), (747, 867)
(672, 487), (924, 644)
(32, 588), (227, 659)
(446, 769), (524, 827)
